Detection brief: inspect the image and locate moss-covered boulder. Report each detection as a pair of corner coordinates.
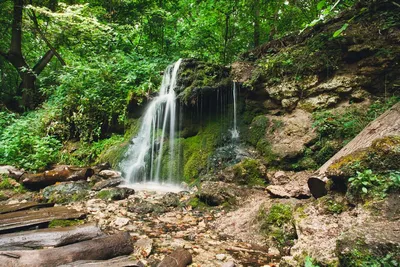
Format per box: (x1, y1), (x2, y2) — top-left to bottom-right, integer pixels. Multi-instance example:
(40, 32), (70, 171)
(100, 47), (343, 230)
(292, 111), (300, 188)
(231, 158), (268, 186)
(96, 187), (134, 201)
(42, 181), (89, 204)
(197, 181), (238, 206)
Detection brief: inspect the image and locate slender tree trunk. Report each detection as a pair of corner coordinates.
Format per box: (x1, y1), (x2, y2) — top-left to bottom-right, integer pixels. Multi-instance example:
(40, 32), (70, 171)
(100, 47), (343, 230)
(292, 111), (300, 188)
(253, 0), (260, 47)
(223, 13), (230, 63)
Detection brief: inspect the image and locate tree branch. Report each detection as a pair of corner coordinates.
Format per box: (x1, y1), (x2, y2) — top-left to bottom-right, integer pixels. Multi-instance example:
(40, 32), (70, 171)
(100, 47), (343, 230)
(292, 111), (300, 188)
(29, 10), (66, 66)
(33, 49), (54, 75)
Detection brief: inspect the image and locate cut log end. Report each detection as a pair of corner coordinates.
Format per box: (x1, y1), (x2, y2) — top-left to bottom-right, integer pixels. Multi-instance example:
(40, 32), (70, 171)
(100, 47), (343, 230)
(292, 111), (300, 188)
(307, 176), (328, 199)
(158, 248), (192, 267)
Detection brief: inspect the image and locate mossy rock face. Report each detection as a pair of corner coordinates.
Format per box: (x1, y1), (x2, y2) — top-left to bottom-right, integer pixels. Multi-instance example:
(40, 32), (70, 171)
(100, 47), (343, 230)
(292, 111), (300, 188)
(336, 221), (400, 266)
(244, 115), (269, 147)
(176, 58), (231, 105)
(231, 158), (268, 186)
(327, 136), (400, 180)
(42, 181), (89, 204)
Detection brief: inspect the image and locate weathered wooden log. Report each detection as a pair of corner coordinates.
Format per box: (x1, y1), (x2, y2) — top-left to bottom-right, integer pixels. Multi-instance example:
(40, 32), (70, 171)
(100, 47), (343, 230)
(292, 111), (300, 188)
(157, 248), (192, 267)
(0, 202), (54, 214)
(0, 206), (86, 233)
(0, 223), (103, 250)
(0, 232), (134, 267)
(21, 166), (94, 190)
(308, 102), (400, 198)
(58, 256), (144, 267)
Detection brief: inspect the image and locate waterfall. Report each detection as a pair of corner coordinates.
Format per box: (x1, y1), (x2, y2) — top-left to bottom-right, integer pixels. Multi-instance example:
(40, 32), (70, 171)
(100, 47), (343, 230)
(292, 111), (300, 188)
(230, 82), (239, 139)
(120, 59), (182, 185)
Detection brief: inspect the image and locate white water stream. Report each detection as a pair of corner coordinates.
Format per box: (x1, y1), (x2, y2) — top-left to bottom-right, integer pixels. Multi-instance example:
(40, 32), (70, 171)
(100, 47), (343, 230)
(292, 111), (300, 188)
(120, 59), (182, 187)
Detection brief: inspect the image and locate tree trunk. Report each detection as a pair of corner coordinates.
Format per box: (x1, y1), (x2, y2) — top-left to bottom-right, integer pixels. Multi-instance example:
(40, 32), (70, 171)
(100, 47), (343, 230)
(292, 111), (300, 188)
(21, 166), (94, 190)
(308, 102), (400, 198)
(0, 202), (54, 214)
(0, 232), (134, 267)
(0, 223), (103, 250)
(253, 0), (260, 47)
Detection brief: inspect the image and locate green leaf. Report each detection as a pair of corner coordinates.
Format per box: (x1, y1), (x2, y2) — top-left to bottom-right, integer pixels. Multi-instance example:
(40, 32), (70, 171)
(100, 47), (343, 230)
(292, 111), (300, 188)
(317, 0), (326, 11)
(362, 187), (368, 194)
(333, 23), (349, 38)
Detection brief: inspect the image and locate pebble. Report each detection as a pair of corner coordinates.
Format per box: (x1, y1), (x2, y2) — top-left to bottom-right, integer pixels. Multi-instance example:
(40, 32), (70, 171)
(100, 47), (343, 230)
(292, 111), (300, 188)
(114, 217), (130, 227)
(221, 261), (235, 267)
(216, 254), (226, 261)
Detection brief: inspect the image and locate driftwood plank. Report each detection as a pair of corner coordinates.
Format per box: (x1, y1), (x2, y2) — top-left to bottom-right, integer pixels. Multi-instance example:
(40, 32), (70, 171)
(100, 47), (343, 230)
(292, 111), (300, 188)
(0, 232), (134, 267)
(0, 223), (102, 250)
(0, 202), (54, 214)
(0, 206), (86, 233)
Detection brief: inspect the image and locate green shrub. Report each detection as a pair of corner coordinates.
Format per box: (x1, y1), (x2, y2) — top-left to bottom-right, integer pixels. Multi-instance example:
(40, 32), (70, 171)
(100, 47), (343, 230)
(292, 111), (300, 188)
(0, 111), (61, 171)
(0, 178), (14, 190)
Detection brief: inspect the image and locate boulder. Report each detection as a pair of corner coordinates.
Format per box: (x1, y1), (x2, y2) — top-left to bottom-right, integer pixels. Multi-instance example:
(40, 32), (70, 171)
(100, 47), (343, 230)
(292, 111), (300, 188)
(198, 182), (238, 206)
(92, 178), (123, 191)
(98, 170), (121, 179)
(42, 181), (90, 203)
(97, 187), (134, 201)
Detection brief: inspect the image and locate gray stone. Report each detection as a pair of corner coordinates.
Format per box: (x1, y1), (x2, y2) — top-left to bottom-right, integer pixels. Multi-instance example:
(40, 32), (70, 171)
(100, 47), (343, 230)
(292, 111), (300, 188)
(42, 181), (89, 203)
(92, 178), (123, 191)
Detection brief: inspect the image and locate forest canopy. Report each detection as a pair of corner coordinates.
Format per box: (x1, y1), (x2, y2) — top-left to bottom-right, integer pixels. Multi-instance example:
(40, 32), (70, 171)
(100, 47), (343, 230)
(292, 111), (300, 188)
(0, 0), (356, 170)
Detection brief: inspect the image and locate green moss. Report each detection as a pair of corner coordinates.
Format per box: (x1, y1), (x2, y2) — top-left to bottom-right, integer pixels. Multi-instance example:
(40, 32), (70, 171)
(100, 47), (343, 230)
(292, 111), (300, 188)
(187, 196), (208, 209)
(0, 192), (7, 201)
(245, 115), (269, 146)
(327, 136), (400, 179)
(339, 246), (399, 267)
(258, 203), (297, 249)
(232, 158), (267, 186)
(0, 177), (14, 190)
(48, 219), (84, 228)
(319, 196), (346, 214)
(97, 190), (113, 200)
(182, 120), (227, 182)
(256, 139), (276, 164)
(48, 191), (87, 204)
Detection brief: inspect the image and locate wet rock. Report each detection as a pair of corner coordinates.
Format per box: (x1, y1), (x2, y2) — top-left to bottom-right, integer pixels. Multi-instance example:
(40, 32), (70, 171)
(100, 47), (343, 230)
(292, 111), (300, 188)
(97, 187), (134, 201)
(128, 199), (165, 214)
(266, 171), (311, 199)
(92, 178), (123, 191)
(197, 182), (237, 206)
(161, 192), (180, 207)
(42, 181), (89, 203)
(98, 170), (121, 179)
(92, 162), (111, 174)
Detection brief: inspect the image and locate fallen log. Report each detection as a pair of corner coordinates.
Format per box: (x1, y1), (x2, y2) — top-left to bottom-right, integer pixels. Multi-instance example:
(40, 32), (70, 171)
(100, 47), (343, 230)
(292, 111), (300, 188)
(0, 223), (103, 250)
(21, 166), (94, 190)
(0, 202), (54, 214)
(157, 248), (192, 267)
(58, 256), (144, 267)
(0, 232), (133, 267)
(308, 102), (400, 198)
(0, 206), (86, 233)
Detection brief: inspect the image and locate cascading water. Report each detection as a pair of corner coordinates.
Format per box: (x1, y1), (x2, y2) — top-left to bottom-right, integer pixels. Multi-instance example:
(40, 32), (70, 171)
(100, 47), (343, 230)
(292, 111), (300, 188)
(120, 59), (182, 187)
(230, 82), (240, 140)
